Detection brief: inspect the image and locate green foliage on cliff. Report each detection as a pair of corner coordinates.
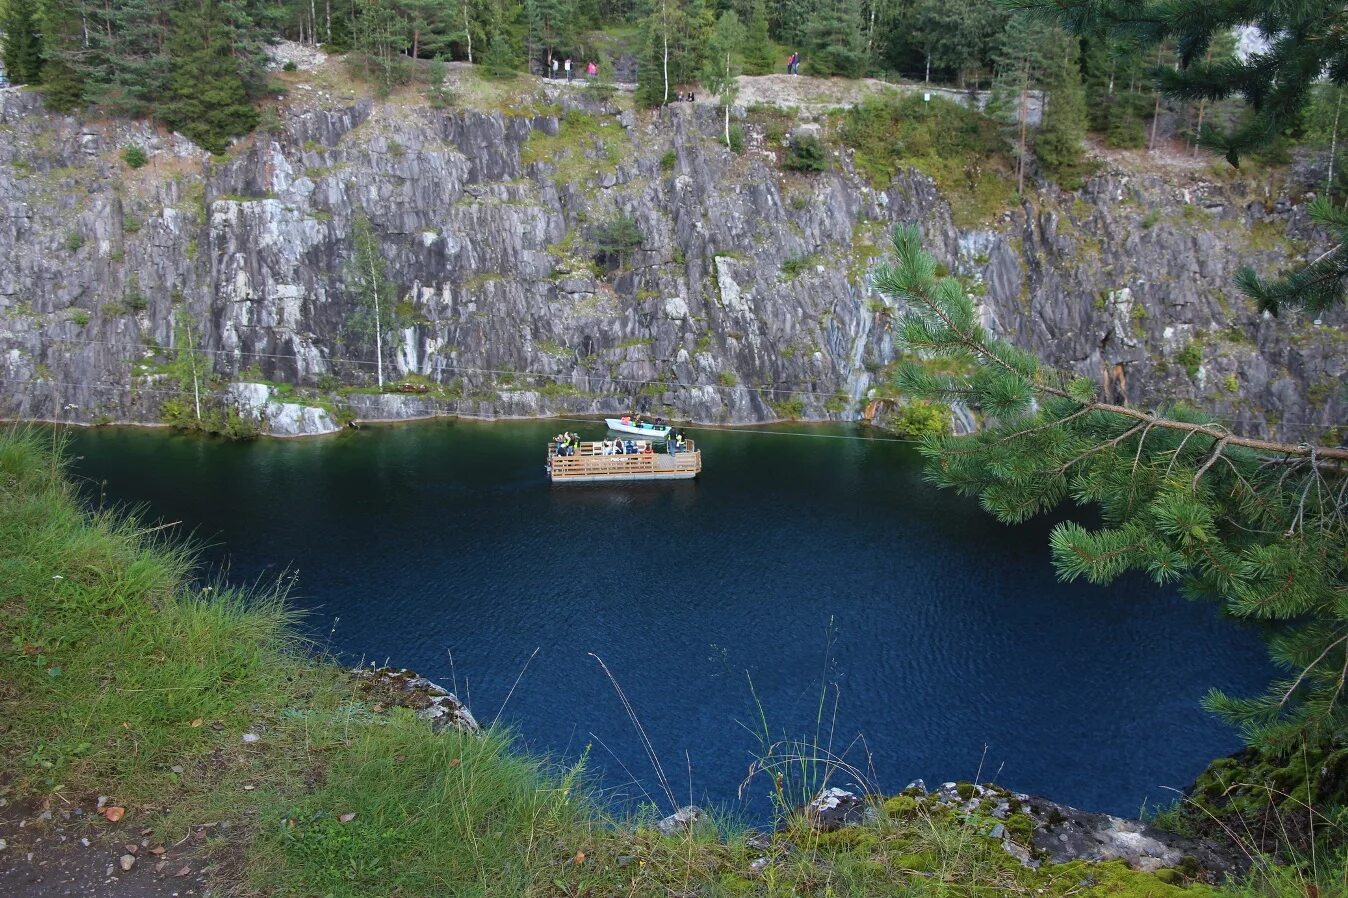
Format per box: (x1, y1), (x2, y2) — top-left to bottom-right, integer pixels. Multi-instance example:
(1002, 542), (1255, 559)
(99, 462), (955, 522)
(157, 308), (263, 438)
(838, 93), (1015, 226)
(887, 400), (952, 440)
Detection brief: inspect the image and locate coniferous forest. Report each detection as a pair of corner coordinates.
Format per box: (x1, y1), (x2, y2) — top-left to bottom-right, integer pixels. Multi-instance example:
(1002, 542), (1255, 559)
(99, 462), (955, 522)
(1, 0), (1323, 169)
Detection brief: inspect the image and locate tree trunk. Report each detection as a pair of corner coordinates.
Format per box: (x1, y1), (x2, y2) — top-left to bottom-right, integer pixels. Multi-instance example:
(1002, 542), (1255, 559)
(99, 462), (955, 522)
(325, 0), (331, 44)
(924, 52), (930, 84)
(1017, 67), (1029, 195)
(1148, 45), (1164, 153)
(662, 0), (670, 105)
(463, 0), (473, 63)
(866, 3), (875, 61)
(1330, 87), (1343, 197)
(368, 253), (384, 390)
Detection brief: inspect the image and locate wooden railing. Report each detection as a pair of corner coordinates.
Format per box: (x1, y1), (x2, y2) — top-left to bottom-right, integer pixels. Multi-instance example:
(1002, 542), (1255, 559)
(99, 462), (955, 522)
(548, 440), (701, 481)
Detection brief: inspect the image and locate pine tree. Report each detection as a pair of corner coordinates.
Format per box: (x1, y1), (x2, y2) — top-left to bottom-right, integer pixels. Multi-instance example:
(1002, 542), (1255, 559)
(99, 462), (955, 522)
(161, 0), (260, 154)
(101, 0), (174, 117)
(1034, 39), (1088, 188)
(906, 0), (1005, 87)
(1079, 32), (1152, 148)
(523, 0), (576, 74)
(989, 12), (1055, 193)
(803, 0), (865, 78)
(2, 0), (44, 84)
(480, 0), (524, 77)
(741, 0), (772, 76)
(875, 224), (1348, 757)
(350, 0), (413, 91)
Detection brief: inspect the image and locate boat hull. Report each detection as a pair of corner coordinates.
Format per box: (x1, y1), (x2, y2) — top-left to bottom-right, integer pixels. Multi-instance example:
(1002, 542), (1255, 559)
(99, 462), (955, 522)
(604, 418), (672, 439)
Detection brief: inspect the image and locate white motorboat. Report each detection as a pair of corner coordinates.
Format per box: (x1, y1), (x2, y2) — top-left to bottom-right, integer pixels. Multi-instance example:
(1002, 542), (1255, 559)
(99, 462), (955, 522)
(604, 417), (672, 439)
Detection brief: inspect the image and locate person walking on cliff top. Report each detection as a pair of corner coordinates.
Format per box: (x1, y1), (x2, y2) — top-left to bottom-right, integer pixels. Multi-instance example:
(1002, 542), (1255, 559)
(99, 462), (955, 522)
(564, 58), (572, 82)
(586, 60), (597, 79)
(550, 56), (558, 79)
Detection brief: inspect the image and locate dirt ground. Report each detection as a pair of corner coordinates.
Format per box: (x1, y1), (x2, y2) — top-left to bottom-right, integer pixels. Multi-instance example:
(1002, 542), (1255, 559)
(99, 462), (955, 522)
(0, 797), (214, 898)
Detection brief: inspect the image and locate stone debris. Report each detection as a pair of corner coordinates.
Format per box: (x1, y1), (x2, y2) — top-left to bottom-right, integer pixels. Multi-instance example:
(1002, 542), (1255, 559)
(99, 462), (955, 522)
(655, 806), (705, 836)
(350, 666), (481, 735)
(801, 787), (868, 832)
(918, 781), (1245, 878)
(119, 853), (136, 871)
(266, 40), (328, 72)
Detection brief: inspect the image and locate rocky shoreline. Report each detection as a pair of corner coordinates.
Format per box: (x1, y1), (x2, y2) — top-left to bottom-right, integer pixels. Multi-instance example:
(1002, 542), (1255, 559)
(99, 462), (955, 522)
(355, 664), (1248, 884)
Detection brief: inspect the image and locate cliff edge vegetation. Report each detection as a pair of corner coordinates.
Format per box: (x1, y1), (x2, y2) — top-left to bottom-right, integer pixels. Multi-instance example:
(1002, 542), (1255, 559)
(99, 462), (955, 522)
(0, 424), (1343, 896)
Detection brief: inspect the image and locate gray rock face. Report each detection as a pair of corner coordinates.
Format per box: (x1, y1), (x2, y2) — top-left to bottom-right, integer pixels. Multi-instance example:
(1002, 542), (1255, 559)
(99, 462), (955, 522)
(801, 787), (869, 832)
(922, 781), (1245, 878)
(0, 89), (1342, 442)
(655, 805), (705, 835)
(225, 382), (339, 436)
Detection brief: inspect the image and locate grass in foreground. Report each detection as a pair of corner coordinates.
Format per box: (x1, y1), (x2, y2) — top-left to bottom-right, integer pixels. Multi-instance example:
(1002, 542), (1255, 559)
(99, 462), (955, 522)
(0, 426), (1339, 896)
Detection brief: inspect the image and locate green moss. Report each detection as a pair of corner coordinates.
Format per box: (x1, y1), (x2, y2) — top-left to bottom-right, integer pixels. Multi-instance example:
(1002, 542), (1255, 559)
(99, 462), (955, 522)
(894, 851), (937, 872)
(884, 794), (919, 817)
(464, 272), (503, 291)
(956, 781), (976, 800)
(770, 397), (805, 419)
(1176, 340), (1203, 378)
(781, 253), (821, 280)
(1004, 812), (1034, 844)
(718, 371), (737, 387)
(520, 111), (626, 186)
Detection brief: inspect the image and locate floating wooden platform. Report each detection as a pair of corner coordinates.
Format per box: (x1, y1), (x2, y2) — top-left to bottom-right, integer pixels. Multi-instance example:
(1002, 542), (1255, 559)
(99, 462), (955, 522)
(547, 440), (701, 483)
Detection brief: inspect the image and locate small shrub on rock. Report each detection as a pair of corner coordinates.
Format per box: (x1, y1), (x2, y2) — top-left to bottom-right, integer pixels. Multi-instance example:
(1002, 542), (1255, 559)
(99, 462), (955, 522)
(784, 134), (827, 172)
(121, 145), (148, 169)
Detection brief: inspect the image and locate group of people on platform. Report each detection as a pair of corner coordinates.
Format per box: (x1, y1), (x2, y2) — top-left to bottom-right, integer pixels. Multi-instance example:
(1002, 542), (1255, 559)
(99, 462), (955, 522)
(553, 427), (690, 457)
(599, 439), (652, 456)
(548, 57), (599, 82)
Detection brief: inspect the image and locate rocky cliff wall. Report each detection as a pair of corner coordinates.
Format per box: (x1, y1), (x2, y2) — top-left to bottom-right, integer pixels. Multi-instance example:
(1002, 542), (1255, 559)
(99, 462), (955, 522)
(0, 84), (1343, 440)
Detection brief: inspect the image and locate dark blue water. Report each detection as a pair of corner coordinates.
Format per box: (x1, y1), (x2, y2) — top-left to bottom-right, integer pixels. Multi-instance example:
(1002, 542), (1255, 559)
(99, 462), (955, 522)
(60, 420), (1271, 819)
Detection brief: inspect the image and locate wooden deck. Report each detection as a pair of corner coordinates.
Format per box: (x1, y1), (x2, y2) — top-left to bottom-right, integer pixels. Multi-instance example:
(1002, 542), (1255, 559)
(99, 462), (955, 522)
(547, 440), (701, 483)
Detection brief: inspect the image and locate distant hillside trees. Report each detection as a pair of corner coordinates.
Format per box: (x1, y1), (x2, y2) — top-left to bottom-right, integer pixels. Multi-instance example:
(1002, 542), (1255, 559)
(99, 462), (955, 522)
(2, 0), (44, 84)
